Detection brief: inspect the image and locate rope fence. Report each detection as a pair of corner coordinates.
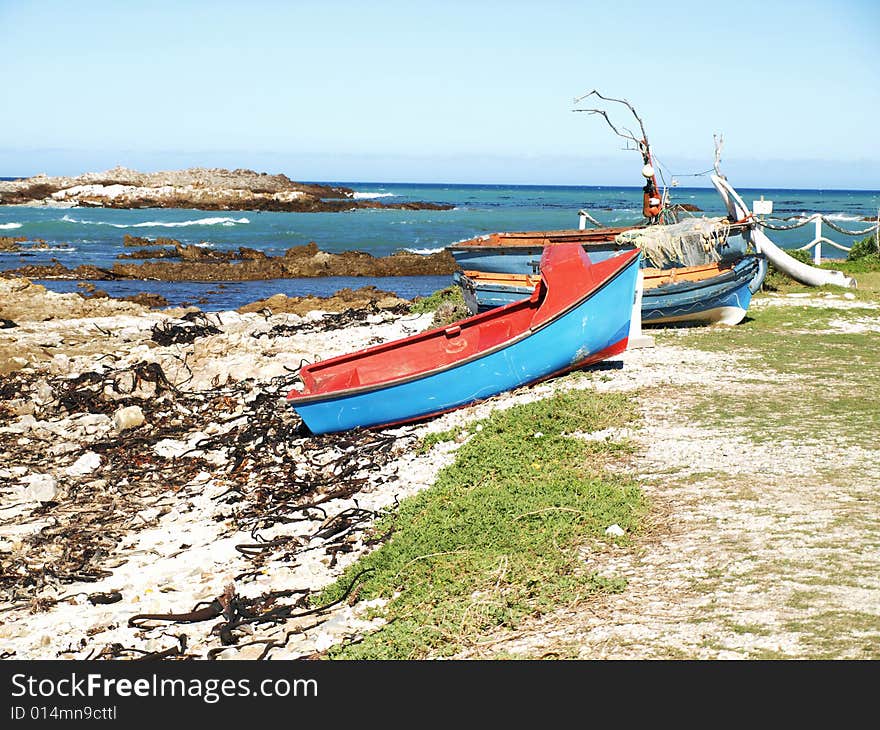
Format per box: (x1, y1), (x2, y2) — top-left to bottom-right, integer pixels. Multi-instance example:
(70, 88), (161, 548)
(755, 212), (880, 265)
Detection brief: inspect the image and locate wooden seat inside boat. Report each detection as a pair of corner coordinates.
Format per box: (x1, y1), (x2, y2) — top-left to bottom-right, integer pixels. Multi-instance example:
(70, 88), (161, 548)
(641, 262), (733, 290)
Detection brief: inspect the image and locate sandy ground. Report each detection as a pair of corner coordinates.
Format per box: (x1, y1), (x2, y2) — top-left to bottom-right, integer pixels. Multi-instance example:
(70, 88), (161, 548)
(1, 280), (877, 659)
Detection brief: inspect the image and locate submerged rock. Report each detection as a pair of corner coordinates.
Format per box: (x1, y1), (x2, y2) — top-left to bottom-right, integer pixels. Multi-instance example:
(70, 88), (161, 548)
(3, 242), (458, 282)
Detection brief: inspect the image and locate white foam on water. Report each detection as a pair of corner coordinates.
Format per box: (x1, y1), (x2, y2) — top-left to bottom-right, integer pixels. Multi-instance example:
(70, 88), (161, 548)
(61, 214), (250, 228)
(352, 192), (395, 199)
(0, 222), (22, 230)
(405, 247), (445, 255)
(788, 212), (864, 223)
(823, 212), (866, 222)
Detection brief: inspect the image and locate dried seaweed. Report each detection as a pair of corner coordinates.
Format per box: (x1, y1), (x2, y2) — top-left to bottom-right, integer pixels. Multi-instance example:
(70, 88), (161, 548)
(151, 312), (221, 346)
(1, 306), (420, 659)
(251, 304), (410, 339)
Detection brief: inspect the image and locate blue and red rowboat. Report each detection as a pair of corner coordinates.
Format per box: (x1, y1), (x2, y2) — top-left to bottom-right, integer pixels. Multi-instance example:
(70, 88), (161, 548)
(287, 244), (641, 434)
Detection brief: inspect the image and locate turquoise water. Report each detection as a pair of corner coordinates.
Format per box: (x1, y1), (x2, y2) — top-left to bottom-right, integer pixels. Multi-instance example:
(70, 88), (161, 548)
(1, 182), (877, 310)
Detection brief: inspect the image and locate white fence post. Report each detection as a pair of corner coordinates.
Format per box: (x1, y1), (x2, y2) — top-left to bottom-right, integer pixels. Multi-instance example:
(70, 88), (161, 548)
(578, 210), (587, 231)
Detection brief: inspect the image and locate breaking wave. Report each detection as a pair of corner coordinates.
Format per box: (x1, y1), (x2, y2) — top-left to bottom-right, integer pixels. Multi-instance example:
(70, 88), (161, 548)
(61, 215), (250, 228)
(0, 222), (22, 230)
(823, 212), (867, 222)
(405, 246), (445, 255)
(352, 192), (395, 199)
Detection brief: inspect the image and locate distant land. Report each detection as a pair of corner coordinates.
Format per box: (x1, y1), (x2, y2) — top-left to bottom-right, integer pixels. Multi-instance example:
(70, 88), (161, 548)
(0, 168), (452, 213)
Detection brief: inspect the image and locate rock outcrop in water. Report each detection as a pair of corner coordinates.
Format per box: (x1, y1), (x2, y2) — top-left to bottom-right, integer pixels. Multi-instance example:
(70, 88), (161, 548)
(0, 167), (453, 212)
(2, 242), (458, 281)
(237, 286), (407, 316)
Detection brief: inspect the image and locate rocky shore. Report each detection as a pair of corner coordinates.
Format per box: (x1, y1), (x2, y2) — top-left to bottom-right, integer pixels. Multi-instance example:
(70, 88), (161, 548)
(0, 167), (453, 212)
(3, 241), (458, 281)
(0, 276), (453, 658)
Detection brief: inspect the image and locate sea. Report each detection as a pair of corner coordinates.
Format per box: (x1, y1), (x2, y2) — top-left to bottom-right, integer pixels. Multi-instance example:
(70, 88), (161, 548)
(1, 181), (878, 311)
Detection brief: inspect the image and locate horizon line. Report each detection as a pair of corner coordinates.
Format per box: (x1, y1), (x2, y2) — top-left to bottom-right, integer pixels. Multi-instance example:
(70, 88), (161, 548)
(1, 175), (879, 194)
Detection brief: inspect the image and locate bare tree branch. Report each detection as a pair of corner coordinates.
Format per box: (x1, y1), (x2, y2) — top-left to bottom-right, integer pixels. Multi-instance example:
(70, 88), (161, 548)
(572, 89), (649, 143)
(572, 108), (642, 149)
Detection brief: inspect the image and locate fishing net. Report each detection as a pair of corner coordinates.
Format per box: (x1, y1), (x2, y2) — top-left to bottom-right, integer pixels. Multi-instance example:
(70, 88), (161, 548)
(615, 217), (731, 267)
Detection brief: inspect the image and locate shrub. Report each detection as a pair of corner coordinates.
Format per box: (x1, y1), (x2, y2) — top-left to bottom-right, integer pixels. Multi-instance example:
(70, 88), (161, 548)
(410, 286), (470, 327)
(847, 234), (880, 262)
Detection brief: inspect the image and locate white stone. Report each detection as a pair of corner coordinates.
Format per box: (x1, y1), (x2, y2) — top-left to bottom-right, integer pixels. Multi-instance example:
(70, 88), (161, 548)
(51, 354), (71, 374)
(154, 439), (188, 458)
(4, 414), (36, 434)
(65, 451), (102, 476)
(34, 379), (55, 405)
(605, 524), (626, 538)
(113, 405), (145, 432)
(21, 473), (58, 502)
(312, 632), (336, 652)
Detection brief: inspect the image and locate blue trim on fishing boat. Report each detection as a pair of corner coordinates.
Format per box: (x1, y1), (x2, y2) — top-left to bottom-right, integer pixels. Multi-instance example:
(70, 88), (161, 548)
(642, 256), (763, 325)
(449, 233), (751, 275)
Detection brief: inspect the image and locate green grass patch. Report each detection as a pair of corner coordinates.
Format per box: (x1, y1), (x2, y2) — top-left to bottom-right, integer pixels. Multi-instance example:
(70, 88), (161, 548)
(659, 302), (880, 447)
(321, 388), (646, 659)
(783, 611), (880, 659)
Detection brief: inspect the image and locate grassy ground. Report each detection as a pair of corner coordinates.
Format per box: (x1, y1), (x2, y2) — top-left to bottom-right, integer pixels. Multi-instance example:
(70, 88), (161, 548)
(654, 262), (880, 449)
(320, 390), (646, 659)
(322, 261), (880, 659)
(661, 303), (880, 448)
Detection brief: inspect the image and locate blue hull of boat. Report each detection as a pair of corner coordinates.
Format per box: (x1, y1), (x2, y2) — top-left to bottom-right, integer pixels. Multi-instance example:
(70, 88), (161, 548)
(642, 256), (762, 325)
(292, 256), (640, 434)
(449, 234), (750, 275)
(458, 255), (765, 326)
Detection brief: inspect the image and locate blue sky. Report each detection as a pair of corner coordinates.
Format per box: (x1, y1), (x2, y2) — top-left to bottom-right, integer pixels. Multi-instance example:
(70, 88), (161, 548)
(1, 0), (878, 187)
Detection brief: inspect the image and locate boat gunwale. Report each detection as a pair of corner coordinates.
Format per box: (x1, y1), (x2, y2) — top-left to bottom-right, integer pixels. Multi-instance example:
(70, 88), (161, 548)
(460, 255), (760, 296)
(287, 249), (640, 406)
(447, 220), (753, 250)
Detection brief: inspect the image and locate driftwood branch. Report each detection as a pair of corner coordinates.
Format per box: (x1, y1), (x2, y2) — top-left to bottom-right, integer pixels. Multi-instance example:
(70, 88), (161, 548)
(572, 108), (641, 150)
(572, 89), (651, 157)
